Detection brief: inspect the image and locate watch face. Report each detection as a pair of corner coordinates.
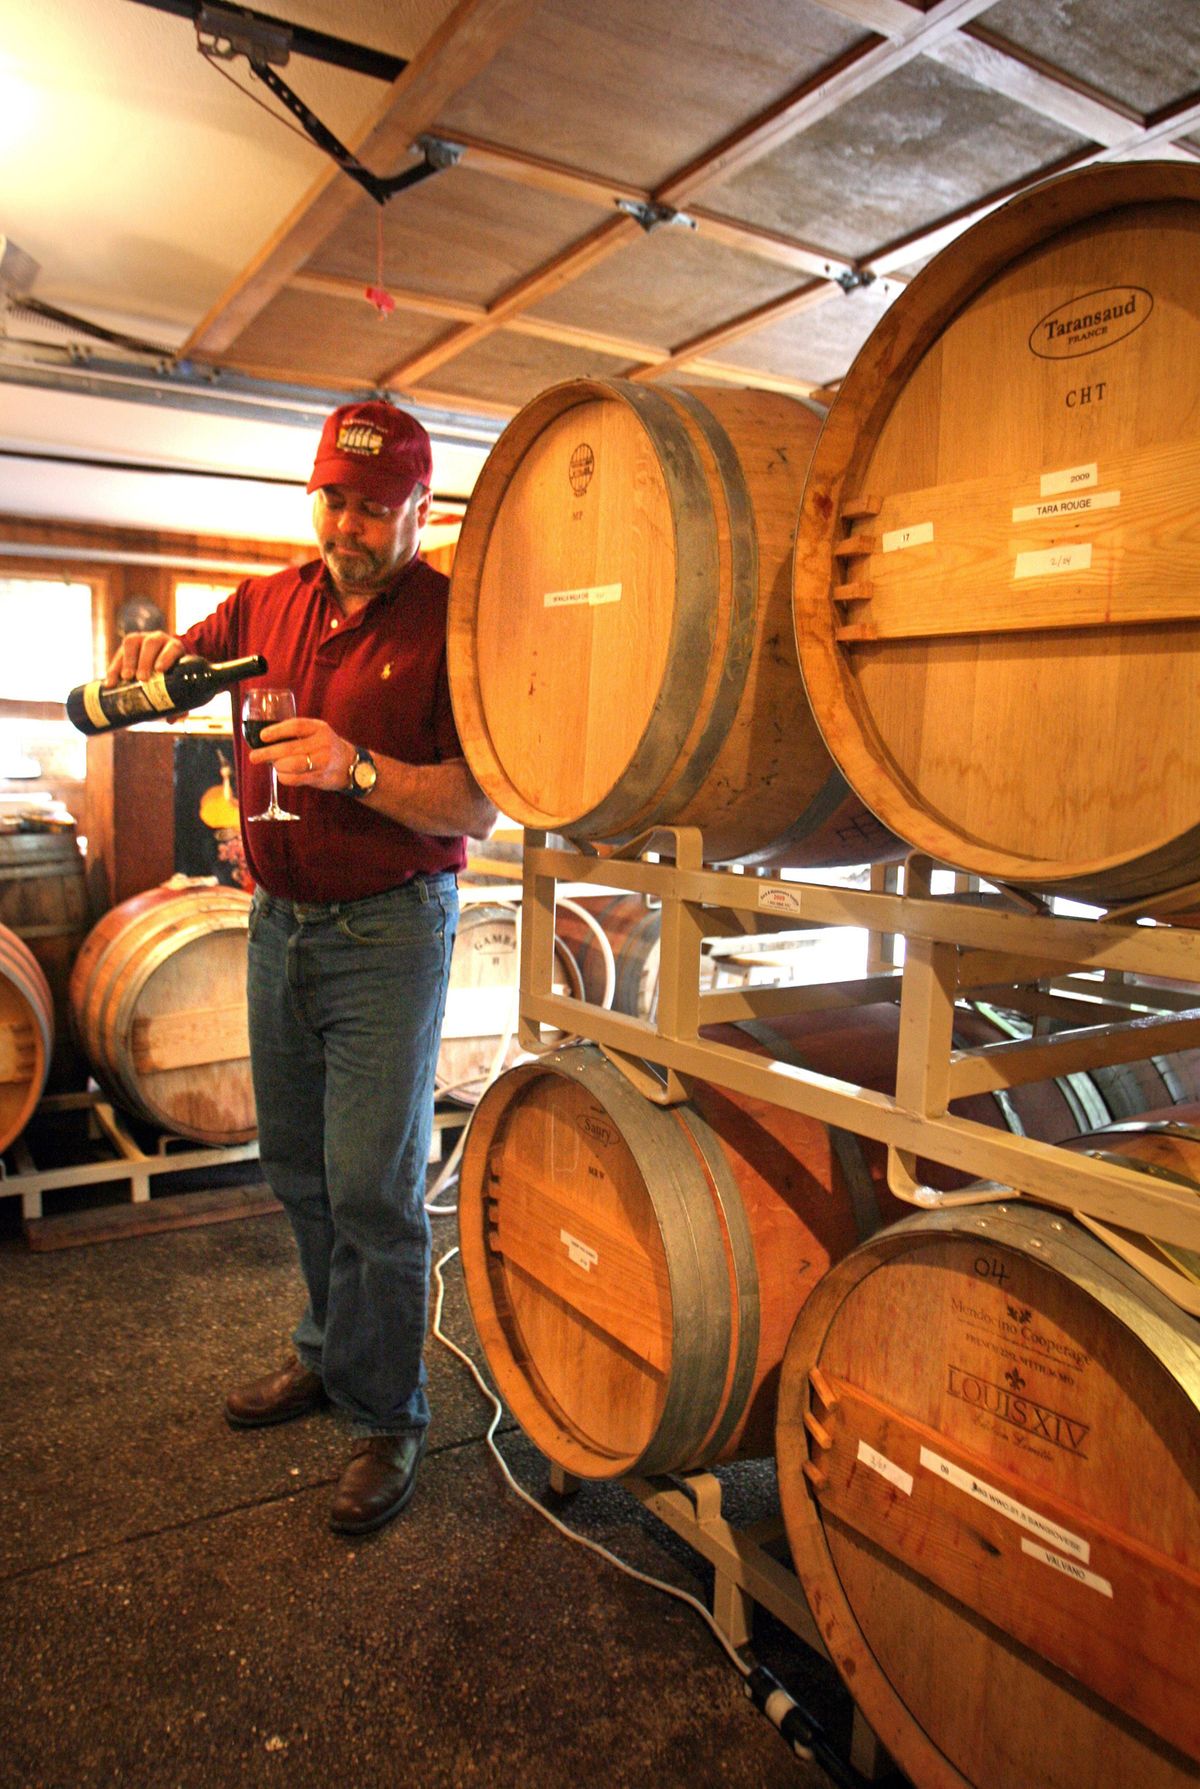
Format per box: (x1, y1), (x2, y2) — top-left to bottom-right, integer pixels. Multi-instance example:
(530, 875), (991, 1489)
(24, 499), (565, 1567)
(352, 755), (378, 793)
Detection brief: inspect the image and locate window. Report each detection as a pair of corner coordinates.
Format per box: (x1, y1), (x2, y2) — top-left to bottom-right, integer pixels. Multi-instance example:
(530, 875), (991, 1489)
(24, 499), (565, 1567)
(0, 577), (95, 700)
(172, 580), (234, 638)
(172, 581), (237, 723)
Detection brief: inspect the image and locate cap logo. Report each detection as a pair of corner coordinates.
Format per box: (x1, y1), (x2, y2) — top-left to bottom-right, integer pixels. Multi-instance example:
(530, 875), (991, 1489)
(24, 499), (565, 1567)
(336, 421), (386, 458)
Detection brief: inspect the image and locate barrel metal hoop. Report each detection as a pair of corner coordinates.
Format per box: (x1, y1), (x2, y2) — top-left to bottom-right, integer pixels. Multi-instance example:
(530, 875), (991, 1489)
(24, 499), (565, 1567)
(615, 384), (757, 827)
(675, 1099), (761, 1467)
(543, 1045), (734, 1475)
(1072, 1147), (1200, 1195)
(571, 381), (722, 842)
(967, 1000), (1114, 1133)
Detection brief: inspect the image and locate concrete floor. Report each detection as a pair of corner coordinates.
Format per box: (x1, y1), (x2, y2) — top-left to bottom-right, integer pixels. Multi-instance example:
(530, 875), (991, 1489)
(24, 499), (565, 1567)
(0, 1194), (884, 1789)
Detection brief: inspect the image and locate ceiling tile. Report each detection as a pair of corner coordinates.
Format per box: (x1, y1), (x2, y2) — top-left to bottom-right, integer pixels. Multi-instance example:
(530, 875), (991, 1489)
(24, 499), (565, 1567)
(220, 288), (444, 386)
(434, 0), (866, 190)
(980, 0), (1200, 116)
(306, 166), (608, 308)
(527, 228), (806, 349)
(422, 331), (632, 408)
(711, 279), (900, 386)
(701, 54), (1089, 260)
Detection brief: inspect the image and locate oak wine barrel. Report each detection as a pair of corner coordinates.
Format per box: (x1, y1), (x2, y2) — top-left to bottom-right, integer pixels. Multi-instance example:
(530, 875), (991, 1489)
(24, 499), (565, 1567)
(69, 883), (255, 1145)
(776, 1205), (1200, 1789)
(793, 161), (1200, 902)
(448, 379), (900, 867)
(436, 903), (583, 1105)
(0, 827), (90, 1087)
(553, 893), (662, 1018)
(0, 923), (53, 1154)
(1061, 1108), (1200, 1313)
(456, 1003), (1103, 1482)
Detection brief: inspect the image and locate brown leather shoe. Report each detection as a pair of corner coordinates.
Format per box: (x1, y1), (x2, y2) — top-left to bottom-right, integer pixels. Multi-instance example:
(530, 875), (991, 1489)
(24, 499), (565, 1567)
(329, 1430), (428, 1535)
(224, 1357), (328, 1429)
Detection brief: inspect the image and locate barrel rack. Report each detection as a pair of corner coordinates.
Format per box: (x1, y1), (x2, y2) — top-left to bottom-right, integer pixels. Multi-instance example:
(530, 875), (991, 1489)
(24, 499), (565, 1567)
(514, 826), (1200, 1778)
(516, 829), (1200, 1264)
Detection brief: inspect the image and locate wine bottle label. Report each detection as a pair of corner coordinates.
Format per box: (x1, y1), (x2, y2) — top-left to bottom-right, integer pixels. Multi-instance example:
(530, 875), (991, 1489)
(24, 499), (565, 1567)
(81, 681), (110, 730)
(142, 673), (177, 712)
(105, 684), (161, 722)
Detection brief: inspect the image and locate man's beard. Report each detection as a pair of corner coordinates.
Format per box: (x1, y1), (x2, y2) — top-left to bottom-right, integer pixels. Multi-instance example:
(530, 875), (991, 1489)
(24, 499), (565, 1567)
(323, 542), (390, 590)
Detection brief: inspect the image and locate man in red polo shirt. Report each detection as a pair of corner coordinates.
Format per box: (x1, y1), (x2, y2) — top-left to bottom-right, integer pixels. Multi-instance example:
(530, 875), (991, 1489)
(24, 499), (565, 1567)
(106, 401), (497, 1534)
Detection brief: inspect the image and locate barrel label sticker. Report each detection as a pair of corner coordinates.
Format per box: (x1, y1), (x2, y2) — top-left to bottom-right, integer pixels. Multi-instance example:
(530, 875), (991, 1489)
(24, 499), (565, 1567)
(560, 1227), (599, 1272)
(882, 521), (933, 553)
(1014, 543), (1092, 580)
(1029, 286), (1152, 360)
(544, 583), (622, 609)
(919, 1446), (1090, 1562)
(1040, 463), (1097, 497)
(1021, 1537), (1113, 1598)
(1012, 490), (1119, 524)
(757, 885), (804, 916)
(857, 1440), (913, 1496)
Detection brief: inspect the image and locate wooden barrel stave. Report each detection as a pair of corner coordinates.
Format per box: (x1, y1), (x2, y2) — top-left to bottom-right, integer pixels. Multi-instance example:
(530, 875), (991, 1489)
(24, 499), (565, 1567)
(449, 378), (900, 867)
(69, 885), (255, 1145)
(776, 1205), (1200, 1788)
(0, 924), (53, 1153)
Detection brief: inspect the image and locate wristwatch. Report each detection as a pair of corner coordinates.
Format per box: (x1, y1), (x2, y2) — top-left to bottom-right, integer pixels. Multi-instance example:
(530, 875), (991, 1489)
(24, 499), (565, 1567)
(344, 746), (379, 799)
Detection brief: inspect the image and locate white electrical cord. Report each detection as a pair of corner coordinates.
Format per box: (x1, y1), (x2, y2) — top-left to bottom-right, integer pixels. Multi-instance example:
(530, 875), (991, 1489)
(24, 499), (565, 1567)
(429, 1240), (752, 1680)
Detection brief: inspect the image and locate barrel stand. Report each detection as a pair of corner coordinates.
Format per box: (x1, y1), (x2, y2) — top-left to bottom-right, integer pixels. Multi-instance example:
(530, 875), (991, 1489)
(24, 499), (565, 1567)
(0, 1090), (266, 1242)
(547, 1459), (892, 1779)
(514, 828), (1200, 1272)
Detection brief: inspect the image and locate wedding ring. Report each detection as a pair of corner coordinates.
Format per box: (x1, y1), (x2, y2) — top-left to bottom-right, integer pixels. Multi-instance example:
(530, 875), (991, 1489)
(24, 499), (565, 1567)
(305, 754), (313, 772)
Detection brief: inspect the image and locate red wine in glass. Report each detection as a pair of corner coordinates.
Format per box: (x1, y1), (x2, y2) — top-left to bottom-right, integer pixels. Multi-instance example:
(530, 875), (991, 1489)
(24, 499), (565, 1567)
(242, 688), (300, 822)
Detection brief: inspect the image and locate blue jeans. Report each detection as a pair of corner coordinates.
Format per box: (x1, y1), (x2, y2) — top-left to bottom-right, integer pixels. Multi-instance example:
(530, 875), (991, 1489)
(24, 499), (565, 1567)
(246, 875), (458, 1435)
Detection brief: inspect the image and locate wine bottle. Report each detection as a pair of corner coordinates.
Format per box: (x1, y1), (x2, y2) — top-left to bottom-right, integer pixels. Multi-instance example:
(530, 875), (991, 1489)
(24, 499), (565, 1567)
(66, 654), (268, 735)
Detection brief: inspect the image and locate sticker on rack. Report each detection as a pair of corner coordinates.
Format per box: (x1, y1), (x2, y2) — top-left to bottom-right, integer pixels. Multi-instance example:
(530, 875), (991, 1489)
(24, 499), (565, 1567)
(1040, 463), (1098, 497)
(1014, 543), (1093, 580)
(560, 1228), (599, 1272)
(1021, 1538), (1112, 1598)
(882, 521), (933, 554)
(544, 583), (622, 609)
(1012, 490), (1119, 523)
(857, 1440), (913, 1496)
(919, 1446), (1090, 1562)
(758, 885), (804, 916)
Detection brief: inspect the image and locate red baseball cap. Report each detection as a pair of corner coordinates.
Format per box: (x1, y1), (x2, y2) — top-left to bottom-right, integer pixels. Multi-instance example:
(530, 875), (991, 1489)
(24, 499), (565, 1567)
(307, 400), (433, 506)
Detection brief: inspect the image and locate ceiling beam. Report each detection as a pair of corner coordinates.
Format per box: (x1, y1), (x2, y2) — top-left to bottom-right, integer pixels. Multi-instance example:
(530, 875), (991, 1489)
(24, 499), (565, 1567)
(377, 0), (1200, 405)
(655, 0), (998, 206)
(626, 279), (855, 385)
(182, 0), (545, 359)
(289, 268), (668, 364)
(379, 8), (994, 391)
(379, 214), (642, 386)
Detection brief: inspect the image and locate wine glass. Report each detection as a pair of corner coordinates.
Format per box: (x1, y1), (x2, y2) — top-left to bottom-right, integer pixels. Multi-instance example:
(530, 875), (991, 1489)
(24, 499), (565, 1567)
(242, 687), (300, 822)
